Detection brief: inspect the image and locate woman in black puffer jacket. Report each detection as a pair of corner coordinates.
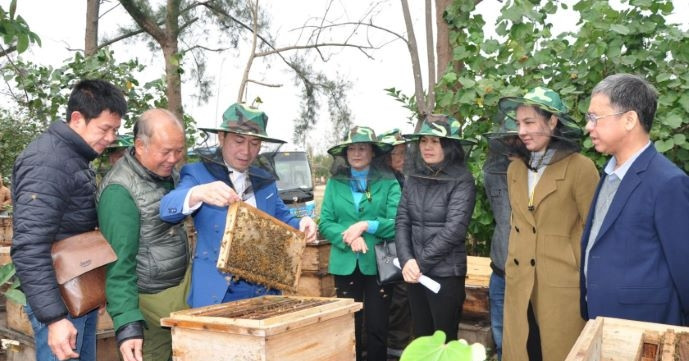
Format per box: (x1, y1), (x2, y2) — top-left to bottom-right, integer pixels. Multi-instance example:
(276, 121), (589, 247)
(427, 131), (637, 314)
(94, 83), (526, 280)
(395, 115), (476, 341)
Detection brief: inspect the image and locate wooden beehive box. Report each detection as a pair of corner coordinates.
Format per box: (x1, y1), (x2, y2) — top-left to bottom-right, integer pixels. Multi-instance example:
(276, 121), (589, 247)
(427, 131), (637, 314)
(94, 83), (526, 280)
(161, 295), (362, 361)
(217, 202), (306, 292)
(0, 216), (12, 246)
(291, 240), (335, 297)
(463, 256), (491, 320)
(0, 245), (11, 265)
(565, 317), (689, 361)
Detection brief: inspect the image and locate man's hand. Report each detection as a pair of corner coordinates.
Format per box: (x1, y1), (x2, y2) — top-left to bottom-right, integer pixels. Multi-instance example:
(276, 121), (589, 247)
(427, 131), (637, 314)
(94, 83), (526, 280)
(299, 216), (318, 243)
(119, 338), (143, 361)
(341, 221), (368, 246)
(402, 259), (421, 283)
(47, 318), (79, 360)
(188, 181), (241, 207)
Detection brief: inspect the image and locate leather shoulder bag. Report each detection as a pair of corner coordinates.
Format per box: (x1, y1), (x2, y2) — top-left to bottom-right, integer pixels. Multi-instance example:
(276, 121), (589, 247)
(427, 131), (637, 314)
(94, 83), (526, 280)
(51, 230), (117, 317)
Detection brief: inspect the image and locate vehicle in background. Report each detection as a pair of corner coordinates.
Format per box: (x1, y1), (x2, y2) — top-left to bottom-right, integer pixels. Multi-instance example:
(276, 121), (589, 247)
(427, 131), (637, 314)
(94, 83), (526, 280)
(261, 144), (315, 219)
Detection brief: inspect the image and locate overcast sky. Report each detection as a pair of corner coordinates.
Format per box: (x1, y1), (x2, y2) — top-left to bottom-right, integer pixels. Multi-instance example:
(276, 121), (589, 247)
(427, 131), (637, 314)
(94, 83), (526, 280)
(6, 0), (689, 153)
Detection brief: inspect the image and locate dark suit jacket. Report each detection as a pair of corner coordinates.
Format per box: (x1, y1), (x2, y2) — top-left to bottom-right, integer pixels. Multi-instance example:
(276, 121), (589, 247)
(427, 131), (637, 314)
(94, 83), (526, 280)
(581, 145), (689, 325)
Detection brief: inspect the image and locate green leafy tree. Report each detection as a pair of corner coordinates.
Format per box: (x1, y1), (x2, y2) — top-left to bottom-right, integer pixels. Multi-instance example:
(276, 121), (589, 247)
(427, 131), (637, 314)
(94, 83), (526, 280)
(391, 0), (689, 255)
(0, 48), (196, 176)
(0, 114), (39, 178)
(0, 0), (41, 56)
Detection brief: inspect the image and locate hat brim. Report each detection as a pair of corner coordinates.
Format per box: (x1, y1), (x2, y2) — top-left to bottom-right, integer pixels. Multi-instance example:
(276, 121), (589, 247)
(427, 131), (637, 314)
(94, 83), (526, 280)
(403, 132), (477, 146)
(482, 131), (519, 140)
(327, 141), (393, 157)
(498, 96), (581, 131)
(198, 127), (286, 144)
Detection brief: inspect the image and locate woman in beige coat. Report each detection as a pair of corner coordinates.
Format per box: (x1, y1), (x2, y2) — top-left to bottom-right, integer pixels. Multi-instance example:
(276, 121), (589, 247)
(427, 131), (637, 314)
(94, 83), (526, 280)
(499, 87), (599, 361)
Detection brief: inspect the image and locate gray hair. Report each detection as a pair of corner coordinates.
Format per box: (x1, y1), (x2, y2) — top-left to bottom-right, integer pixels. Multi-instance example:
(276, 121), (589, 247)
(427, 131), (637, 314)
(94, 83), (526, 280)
(134, 108), (184, 145)
(591, 73), (657, 133)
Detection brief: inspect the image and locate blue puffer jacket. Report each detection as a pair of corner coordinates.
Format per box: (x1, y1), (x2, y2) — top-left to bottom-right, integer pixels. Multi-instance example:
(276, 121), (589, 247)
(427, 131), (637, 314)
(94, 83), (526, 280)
(11, 120), (99, 324)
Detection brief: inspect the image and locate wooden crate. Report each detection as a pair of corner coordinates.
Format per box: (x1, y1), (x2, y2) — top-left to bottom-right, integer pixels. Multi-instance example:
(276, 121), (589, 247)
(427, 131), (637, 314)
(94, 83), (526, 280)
(218, 202), (306, 292)
(0, 216), (12, 246)
(293, 271), (335, 297)
(463, 256), (491, 320)
(565, 317), (689, 361)
(300, 240), (330, 273)
(5, 299), (114, 336)
(161, 295), (362, 361)
(0, 245), (11, 266)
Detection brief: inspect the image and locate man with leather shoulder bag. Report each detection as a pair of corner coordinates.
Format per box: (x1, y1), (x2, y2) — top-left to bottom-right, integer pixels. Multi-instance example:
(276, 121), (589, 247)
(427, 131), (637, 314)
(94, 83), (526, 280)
(11, 79), (127, 361)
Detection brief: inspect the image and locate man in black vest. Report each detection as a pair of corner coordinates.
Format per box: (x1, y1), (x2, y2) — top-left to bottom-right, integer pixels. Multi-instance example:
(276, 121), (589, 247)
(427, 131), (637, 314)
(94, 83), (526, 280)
(97, 109), (188, 361)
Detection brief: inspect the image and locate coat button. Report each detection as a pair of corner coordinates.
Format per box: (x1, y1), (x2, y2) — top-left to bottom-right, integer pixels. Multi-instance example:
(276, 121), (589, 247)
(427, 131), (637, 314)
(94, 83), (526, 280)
(532, 227), (536, 234)
(515, 226), (520, 233)
(530, 259), (535, 266)
(514, 258), (519, 266)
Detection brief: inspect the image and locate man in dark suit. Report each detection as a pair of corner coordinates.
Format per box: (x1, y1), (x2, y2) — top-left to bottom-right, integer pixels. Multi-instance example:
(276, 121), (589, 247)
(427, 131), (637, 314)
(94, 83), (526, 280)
(581, 73), (689, 326)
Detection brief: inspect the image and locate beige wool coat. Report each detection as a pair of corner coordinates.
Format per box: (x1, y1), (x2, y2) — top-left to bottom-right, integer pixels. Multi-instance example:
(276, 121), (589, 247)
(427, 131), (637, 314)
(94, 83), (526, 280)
(502, 152), (599, 361)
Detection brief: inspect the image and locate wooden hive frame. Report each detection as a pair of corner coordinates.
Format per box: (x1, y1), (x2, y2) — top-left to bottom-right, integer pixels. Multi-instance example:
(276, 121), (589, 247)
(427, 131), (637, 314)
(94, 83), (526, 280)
(217, 202), (306, 292)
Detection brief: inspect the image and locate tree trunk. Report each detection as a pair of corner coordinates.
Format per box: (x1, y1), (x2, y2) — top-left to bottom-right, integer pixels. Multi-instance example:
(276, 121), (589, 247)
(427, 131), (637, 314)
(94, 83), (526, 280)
(401, 0), (427, 131)
(162, 42), (184, 122)
(435, 0), (452, 79)
(85, 0), (100, 56)
(119, 0), (184, 121)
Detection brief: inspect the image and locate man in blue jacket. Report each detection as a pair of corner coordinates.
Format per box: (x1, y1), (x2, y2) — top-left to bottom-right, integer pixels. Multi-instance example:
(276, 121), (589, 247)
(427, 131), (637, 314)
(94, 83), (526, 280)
(11, 79), (126, 361)
(160, 103), (317, 308)
(581, 73), (689, 325)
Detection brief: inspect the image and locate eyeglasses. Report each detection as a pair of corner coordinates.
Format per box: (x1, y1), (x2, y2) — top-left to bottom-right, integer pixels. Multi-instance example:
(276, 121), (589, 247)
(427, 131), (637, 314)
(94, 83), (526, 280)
(585, 111), (626, 126)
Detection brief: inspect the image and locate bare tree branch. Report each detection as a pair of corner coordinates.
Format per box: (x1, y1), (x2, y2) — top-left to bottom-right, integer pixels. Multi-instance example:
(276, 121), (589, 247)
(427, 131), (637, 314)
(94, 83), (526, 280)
(255, 43), (378, 58)
(237, 0), (259, 102)
(183, 44), (232, 52)
(425, 0), (436, 113)
(119, 0), (167, 44)
(293, 22), (408, 45)
(0, 43), (29, 104)
(247, 79), (282, 88)
(99, 1), (121, 19)
(0, 45), (17, 58)
(98, 28), (147, 49)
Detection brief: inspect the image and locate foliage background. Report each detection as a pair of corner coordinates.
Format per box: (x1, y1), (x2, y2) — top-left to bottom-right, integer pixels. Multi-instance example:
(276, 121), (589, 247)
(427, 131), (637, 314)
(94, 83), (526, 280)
(435, 0), (689, 255)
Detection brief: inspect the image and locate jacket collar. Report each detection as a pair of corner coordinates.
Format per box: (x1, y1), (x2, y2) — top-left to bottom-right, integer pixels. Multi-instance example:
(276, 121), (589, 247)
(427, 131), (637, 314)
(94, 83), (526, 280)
(593, 145), (656, 242)
(49, 120), (99, 161)
(201, 148), (274, 192)
(510, 152), (571, 226)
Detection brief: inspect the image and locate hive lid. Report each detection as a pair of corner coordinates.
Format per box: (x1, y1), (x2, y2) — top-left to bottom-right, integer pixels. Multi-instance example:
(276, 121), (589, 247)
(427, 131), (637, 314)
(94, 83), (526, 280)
(161, 295), (363, 336)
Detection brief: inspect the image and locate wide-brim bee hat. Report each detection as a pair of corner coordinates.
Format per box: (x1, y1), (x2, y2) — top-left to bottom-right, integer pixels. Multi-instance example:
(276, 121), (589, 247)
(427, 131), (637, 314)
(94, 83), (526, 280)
(404, 114), (477, 146)
(498, 86), (582, 139)
(198, 103), (286, 143)
(377, 128), (409, 146)
(327, 126), (393, 156)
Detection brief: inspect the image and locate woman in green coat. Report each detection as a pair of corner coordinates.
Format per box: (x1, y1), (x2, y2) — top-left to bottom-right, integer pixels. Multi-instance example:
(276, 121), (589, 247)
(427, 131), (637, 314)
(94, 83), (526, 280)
(319, 126), (401, 361)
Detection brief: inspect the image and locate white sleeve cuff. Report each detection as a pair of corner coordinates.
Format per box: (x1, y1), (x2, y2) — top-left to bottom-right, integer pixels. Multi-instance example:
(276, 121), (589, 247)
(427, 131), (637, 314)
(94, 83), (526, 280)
(182, 185), (203, 215)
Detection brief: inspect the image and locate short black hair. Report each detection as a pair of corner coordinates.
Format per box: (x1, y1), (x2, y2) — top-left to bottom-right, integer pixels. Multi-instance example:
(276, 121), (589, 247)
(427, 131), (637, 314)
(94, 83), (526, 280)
(66, 79), (127, 124)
